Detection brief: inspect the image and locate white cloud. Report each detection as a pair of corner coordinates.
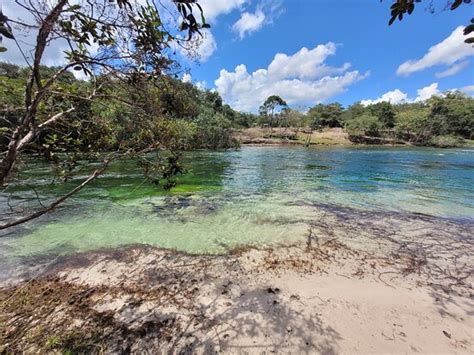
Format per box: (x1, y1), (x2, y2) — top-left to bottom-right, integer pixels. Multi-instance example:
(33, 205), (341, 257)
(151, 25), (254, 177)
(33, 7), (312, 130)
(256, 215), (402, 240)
(215, 43), (368, 112)
(195, 80), (207, 90)
(178, 29), (217, 62)
(0, 2), (67, 66)
(2, 1), (98, 78)
(360, 89), (409, 106)
(414, 83), (440, 102)
(231, 0), (283, 39)
(232, 10), (266, 39)
(435, 60), (470, 78)
(361, 83), (441, 106)
(181, 73), (207, 89)
(397, 26), (474, 76)
(200, 0), (247, 22)
(268, 43), (351, 80)
(196, 30), (217, 62)
(458, 85), (474, 94)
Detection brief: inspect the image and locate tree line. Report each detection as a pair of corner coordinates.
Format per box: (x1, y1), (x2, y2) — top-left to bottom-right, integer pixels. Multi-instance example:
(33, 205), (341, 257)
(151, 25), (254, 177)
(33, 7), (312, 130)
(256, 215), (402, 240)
(253, 93), (474, 148)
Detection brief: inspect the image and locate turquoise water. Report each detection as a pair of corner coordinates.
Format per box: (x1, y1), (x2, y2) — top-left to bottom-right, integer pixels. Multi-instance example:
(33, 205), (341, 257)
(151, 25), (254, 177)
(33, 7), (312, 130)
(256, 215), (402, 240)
(0, 146), (473, 264)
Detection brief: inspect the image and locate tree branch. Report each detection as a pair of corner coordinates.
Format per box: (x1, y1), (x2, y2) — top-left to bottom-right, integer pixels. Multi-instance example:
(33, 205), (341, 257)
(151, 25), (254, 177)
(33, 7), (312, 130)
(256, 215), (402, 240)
(0, 161), (109, 231)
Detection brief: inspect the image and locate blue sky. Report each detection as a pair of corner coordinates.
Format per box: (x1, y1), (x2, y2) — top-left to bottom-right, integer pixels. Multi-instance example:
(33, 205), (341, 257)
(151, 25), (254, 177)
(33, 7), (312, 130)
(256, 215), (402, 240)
(179, 0), (474, 112)
(1, 0), (472, 112)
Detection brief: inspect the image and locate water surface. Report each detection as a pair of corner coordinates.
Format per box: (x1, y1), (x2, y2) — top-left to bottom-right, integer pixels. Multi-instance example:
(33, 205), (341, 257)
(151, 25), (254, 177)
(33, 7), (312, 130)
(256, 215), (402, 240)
(1, 146), (473, 269)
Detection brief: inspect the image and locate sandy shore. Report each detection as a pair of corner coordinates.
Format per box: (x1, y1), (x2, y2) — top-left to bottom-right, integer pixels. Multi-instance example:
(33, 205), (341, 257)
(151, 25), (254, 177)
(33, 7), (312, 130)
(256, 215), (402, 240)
(0, 206), (474, 354)
(1, 209), (473, 353)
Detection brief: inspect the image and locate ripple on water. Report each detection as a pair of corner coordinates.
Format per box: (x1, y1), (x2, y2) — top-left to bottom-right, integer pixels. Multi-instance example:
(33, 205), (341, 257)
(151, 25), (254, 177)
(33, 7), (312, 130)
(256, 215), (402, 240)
(0, 146), (473, 269)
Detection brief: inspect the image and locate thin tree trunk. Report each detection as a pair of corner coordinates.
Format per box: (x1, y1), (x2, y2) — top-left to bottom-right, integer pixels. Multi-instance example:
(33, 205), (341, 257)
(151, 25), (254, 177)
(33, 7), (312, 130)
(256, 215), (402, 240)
(0, 0), (68, 186)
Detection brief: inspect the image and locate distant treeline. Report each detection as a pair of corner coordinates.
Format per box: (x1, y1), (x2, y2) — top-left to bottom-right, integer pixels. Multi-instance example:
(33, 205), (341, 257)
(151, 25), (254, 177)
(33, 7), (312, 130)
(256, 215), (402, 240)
(2, 62), (473, 153)
(254, 95), (474, 147)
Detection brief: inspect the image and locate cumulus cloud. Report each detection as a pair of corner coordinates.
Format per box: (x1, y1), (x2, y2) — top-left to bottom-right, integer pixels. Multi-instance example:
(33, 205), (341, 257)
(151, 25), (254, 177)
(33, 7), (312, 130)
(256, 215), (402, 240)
(414, 83), (440, 102)
(435, 60), (470, 78)
(215, 43), (368, 112)
(397, 26), (474, 76)
(360, 89), (409, 106)
(232, 10), (266, 39)
(267, 43), (351, 80)
(361, 83), (441, 106)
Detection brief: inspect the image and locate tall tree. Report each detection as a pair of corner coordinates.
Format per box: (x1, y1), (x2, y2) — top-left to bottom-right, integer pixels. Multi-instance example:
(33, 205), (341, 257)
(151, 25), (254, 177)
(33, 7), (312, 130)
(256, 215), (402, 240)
(259, 95), (288, 127)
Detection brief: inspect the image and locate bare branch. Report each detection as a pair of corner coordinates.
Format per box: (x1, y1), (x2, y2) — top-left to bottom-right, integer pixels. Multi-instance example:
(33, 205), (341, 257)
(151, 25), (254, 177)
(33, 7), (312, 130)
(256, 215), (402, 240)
(0, 160), (109, 231)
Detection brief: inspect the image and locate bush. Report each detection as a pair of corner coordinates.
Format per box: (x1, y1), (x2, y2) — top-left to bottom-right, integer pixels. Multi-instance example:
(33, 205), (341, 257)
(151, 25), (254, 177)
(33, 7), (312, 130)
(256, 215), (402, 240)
(345, 114), (382, 137)
(428, 135), (464, 148)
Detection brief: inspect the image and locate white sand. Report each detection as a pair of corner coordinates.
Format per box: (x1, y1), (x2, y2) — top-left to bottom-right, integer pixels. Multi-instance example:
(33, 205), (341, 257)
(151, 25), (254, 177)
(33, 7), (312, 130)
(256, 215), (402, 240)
(48, 238), (472, 354)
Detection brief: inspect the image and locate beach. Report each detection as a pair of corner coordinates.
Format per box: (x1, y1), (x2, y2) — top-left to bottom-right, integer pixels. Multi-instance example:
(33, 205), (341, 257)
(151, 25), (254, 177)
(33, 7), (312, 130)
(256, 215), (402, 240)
(2, 206), (472, 353)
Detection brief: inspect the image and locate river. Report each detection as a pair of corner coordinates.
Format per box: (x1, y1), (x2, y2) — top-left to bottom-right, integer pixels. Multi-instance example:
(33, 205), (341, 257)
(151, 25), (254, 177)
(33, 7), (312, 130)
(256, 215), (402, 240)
(1, 146), (473, 280)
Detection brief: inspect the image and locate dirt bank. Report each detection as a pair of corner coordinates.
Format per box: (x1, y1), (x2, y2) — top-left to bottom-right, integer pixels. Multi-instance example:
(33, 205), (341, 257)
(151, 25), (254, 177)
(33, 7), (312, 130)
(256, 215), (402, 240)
(233, 127), (352, 146)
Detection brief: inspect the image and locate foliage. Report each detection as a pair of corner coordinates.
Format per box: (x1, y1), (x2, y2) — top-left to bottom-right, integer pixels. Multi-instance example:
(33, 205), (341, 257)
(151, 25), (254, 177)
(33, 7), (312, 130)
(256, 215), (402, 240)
(308, 103), (344, 130)
(367, 102), (396, 128)
(428, 134), (464, 148)
(279, 108), (308, 128)
(0, 0), (213, 189)
(345, 114), (382, 137)
(258, 95), (288, 127)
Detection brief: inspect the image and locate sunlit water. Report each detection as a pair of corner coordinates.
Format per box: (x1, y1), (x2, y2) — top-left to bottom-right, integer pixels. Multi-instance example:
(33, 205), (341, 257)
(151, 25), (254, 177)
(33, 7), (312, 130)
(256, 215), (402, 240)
(1, 146), (473, 277)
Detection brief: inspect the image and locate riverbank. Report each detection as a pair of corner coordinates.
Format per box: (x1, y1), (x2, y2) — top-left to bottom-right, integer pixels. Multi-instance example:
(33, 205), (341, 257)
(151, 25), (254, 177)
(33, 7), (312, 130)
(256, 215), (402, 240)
(233, 127), (353, 146)
(2, 207), (472, 353)
(233, 127), (474, 147)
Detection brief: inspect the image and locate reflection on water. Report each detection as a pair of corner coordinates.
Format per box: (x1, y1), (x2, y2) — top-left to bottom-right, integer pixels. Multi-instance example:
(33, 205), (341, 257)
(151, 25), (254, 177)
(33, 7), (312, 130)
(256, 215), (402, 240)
(0, 146), (473, 266)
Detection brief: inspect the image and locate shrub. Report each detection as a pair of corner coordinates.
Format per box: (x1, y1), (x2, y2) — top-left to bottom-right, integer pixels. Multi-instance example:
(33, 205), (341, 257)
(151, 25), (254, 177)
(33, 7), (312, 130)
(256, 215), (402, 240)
(428, 135), (464, 148)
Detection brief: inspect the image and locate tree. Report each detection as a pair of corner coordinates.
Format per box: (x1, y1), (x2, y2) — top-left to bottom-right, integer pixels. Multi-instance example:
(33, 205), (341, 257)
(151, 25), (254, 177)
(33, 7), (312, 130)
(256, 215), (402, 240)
(345, 114), (382, 137)
(308, 103), (344, 130)
(395, 106), (432, 143)
(367, 102), (396, 128)
(385, 0), (473, 43)
(0, 0), (209, 229)
(427, 92), (474, 139)
(259, 95), (288, 127)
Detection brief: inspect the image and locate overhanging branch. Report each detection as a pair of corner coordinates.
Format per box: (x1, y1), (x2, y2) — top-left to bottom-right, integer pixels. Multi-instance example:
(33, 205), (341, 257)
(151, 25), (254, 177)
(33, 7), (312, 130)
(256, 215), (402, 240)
(0, 161), (108, 231)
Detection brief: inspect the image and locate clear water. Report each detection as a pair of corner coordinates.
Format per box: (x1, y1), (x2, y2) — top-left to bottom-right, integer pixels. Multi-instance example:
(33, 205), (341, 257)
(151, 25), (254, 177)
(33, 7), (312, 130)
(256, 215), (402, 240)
(1, 146), (473, 263)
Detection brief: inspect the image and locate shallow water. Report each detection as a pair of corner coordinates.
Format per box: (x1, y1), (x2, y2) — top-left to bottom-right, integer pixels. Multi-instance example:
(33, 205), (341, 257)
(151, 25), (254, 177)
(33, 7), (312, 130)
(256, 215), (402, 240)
(1, 146), (473, 272)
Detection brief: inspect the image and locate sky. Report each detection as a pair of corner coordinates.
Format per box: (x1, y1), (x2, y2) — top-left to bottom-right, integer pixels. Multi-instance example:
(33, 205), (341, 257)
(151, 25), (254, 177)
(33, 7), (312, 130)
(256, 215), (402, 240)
(1, 0), (473, 113)
(179, 0), (474, 112)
